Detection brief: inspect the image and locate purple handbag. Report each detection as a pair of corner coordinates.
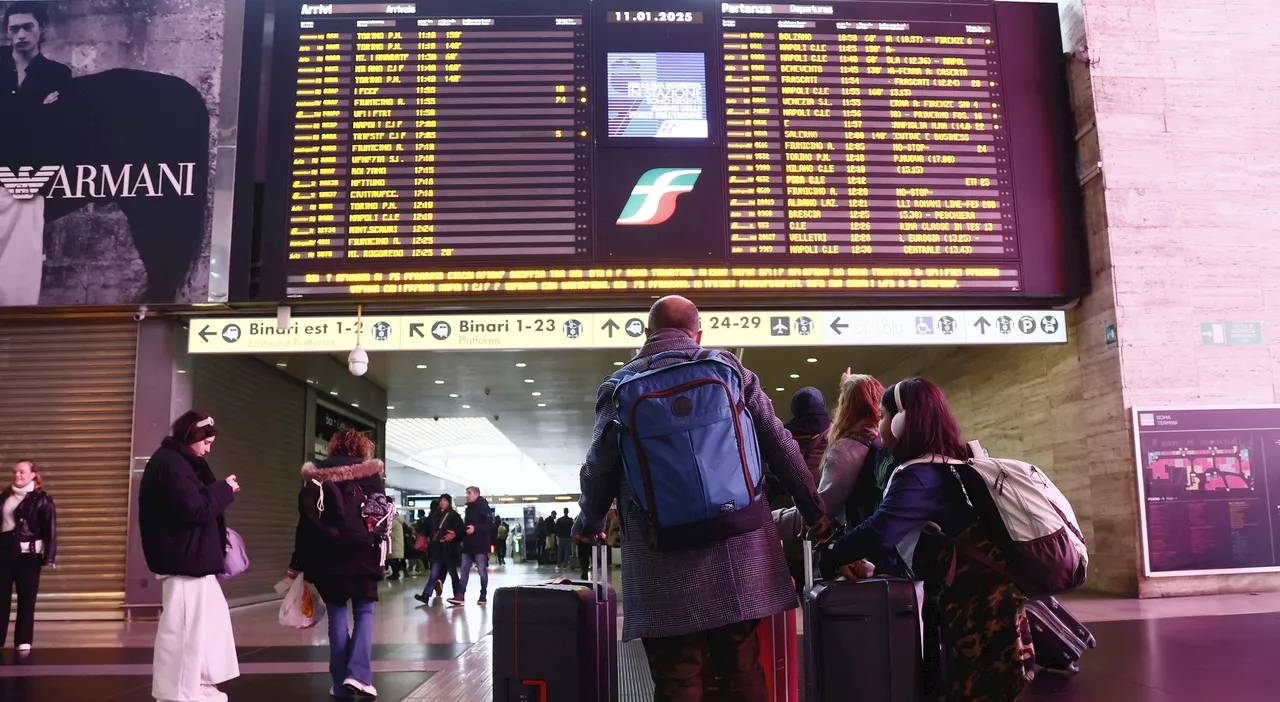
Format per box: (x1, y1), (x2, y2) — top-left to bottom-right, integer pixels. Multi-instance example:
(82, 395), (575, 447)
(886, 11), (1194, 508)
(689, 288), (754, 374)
(219, 528), (249, 580)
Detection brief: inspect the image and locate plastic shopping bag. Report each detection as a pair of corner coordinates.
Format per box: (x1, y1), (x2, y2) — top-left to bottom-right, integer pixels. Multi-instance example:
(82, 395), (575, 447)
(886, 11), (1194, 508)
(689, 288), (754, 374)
(276, 576), (325, 629)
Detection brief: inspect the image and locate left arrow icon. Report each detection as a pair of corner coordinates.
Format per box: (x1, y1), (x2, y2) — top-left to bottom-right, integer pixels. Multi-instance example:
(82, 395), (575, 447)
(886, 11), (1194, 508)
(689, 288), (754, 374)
(410, 323), (425, 338)
(198, 325), (215, 342)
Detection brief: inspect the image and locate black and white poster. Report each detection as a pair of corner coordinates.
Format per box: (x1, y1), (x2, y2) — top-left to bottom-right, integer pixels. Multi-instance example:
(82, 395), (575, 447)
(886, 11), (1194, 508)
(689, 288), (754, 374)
(0, 0), (222, 306)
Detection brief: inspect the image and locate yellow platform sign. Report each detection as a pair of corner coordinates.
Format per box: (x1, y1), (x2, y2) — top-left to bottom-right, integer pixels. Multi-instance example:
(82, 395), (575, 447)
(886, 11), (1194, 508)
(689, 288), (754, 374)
(187, 309), (1066, 354)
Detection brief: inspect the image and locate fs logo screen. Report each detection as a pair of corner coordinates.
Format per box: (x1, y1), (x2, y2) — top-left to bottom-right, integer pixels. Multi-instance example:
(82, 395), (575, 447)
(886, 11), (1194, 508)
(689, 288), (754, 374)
(616, 168), (701, 226)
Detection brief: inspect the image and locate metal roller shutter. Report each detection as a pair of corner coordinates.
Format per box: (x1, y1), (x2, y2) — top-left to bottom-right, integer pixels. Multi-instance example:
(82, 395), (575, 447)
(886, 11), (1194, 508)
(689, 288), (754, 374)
(0, 320), (137, 619)
(192, 355), (305, 607)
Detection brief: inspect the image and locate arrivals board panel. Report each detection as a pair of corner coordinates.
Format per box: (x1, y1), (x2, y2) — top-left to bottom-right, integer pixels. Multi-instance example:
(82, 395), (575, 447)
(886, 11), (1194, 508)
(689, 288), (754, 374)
(261, 0), (1081, 303)
(1135, 407), (1280, 576)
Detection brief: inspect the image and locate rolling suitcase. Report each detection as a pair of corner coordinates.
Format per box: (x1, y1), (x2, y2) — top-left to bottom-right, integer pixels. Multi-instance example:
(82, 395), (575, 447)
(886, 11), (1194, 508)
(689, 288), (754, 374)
(1026, 596), (1096, 673)
(801, 540), (927, 702)
(493, 543), (617, 702)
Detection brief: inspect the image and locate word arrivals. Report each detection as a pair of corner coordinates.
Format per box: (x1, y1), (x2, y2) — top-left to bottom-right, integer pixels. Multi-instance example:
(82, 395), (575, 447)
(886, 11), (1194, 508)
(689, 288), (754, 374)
(0, 164), (199, 201)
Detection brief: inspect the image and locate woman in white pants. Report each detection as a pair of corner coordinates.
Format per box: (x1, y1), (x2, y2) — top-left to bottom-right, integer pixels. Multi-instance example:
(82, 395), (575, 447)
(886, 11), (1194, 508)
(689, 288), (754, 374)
(138, 410), (242, 702)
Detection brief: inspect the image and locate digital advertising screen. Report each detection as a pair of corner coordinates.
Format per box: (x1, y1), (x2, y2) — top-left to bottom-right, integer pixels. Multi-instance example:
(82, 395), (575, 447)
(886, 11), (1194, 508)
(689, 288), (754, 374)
(258, 0), (1083, 304)
(607, 52), (709, 138)
(1135, 407), (1280, 576)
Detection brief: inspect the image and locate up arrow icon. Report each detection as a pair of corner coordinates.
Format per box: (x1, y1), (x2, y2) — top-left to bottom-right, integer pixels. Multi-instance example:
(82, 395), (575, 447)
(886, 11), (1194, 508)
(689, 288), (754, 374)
(974, 316), (992, 334)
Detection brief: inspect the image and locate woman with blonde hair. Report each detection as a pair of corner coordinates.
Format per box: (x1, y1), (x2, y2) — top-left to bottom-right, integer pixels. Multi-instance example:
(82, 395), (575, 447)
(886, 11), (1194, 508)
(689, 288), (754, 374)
(1, 459), (56, 653)
(773, 371), (885, 540)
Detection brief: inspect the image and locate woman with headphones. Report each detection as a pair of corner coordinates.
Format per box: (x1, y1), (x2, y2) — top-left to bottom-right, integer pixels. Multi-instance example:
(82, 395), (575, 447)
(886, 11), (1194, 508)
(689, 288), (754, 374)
(819, 378), (1034, 702)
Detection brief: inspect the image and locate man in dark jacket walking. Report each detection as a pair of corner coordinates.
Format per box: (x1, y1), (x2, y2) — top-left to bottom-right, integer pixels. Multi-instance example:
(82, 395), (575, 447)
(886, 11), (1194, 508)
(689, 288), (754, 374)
(451, 486), (493, 605)
(554, 511), (574, 570)
(574, 296), (830, 701)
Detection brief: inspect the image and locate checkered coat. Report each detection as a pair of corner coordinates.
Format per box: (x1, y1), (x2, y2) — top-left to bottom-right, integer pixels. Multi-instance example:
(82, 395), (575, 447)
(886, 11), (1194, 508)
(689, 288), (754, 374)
(574, 329), (825, 641)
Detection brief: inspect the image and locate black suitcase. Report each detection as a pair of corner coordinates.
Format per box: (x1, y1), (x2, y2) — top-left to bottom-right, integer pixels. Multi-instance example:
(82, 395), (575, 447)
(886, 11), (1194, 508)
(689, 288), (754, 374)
(493, 543), (617, 702)
(802, 541), (927, 702)
(1026, 596), (1096, 673)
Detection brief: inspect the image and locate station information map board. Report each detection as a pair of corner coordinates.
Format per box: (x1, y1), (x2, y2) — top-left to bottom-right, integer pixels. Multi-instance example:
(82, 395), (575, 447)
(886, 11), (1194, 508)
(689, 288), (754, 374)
(262, 0), (1080, 303)
(1135, 407), (1280, 576)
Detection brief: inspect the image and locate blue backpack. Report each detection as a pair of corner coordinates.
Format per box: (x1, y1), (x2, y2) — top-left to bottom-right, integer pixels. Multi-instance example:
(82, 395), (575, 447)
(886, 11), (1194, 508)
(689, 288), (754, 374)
(611, 350), (766, 550)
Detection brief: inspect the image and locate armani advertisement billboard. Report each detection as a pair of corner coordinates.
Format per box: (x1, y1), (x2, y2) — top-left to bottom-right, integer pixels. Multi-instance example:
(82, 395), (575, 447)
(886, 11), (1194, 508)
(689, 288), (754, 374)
(0, 0), (222, 306)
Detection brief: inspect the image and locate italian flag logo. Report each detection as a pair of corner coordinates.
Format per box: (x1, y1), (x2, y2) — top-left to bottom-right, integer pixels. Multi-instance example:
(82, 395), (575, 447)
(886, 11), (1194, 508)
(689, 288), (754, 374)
(615, 168), (702, 226)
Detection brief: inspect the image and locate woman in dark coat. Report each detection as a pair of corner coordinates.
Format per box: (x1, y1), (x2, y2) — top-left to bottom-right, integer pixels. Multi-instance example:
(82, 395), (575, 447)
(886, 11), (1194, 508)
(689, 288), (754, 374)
(288, 429), (386, 699)
(138, 410), (240, 702)
(414, 494), (463, 605)
(1, 459), (56, 653)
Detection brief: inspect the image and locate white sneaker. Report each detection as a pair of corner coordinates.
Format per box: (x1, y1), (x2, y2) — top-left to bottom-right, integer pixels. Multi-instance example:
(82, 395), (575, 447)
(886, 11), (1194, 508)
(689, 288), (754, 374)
(329, 686), (355, 698)
(344, 677), (378, 697)
(16, 644), (31, 653)
(199, 685), (228, 702)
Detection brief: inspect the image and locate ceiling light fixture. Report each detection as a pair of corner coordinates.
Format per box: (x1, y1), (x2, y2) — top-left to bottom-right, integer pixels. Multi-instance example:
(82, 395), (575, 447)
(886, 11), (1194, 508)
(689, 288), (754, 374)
(386, 405), (395, 410)
(276, 362), (288, 368)
(351, 403), (359, 408)
(434, 380), (444, 385)
(329, 391), (339, 396)
(776, 387), (785, 392)
(790, 373), (800, 379)
(449, 393), (459, 398)
(537, 403), (547, 407)
(806, 358), (818, 363)
(532, 391), (542, 397)
(516, 362), (527, 368)
(416, 364), (427, 369)
(461, 404), (471, 409)
(613, 361), (625, 366)
(524, 378), (535, 384)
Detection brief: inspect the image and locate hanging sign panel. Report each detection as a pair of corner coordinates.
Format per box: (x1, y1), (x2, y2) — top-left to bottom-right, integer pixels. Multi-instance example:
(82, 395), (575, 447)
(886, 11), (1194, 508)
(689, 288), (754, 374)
(187, 308), (1066, 353)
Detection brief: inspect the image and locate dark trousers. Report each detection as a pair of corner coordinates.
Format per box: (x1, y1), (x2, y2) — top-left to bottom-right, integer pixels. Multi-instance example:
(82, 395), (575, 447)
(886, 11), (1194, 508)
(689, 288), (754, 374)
(0, 533), (42, 647)
(577, 542), (612, 579)
(422, 561), (460, 598)
(642, 619), (765, 702)
(495, 540), (507, 564)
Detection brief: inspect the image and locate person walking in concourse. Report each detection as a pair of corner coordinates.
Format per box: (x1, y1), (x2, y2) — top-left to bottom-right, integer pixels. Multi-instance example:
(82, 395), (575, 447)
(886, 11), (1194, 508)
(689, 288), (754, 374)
(452, 486), (493, 605)
(415, 494), (463, 605)
(139, 411), (240, 702)
(574, 296), (831, 702)
(555, 509), (574, 571)
(1, 459), (56, 653)
(288, 428), (386, 699)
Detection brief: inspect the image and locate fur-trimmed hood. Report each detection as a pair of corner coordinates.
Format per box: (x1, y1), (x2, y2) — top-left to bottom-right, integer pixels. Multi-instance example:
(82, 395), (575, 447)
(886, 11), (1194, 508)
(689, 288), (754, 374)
(300, 457), (384, 483)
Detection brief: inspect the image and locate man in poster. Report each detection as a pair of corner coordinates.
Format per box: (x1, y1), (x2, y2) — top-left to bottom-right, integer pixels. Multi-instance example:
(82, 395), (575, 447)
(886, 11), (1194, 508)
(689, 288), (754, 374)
(0, 2), (70, 305)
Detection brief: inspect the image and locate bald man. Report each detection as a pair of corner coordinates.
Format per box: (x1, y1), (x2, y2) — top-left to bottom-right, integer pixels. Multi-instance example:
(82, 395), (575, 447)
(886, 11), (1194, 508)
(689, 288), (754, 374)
(575, 295), (830, 701)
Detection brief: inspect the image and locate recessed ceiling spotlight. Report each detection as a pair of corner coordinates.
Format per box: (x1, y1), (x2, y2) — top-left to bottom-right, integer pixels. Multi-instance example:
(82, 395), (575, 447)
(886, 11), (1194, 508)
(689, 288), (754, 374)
(416, 364), (427, 369)
(532, 391), (542, 397)
(613, 361), (625, 366)
(461, 404), (471, 409)
(386, 405), (395, 410)
(176, 369), (187, 374)
(776, 387), (785, 392)
(351, 403), (359, 408)
(276, 362), (288, 368)
(434, 380), (444, 385)
(537, 403), (547, 407)
(789, 374), (800, 379)
(516, 362), (527, 368)
(329, 391), (339, 396)
(449, 393), (459, 398)
(806, 358), (818, 363)
(524, 378), (535, 384)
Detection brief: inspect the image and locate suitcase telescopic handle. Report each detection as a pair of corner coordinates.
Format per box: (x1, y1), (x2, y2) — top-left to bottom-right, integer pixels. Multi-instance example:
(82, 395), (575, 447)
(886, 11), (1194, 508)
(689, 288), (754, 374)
(802, 537), (816, 592)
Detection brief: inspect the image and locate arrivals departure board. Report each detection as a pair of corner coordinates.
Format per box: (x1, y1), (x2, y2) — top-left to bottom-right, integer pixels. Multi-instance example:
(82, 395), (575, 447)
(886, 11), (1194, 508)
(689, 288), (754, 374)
(261, 0), (1081, 303)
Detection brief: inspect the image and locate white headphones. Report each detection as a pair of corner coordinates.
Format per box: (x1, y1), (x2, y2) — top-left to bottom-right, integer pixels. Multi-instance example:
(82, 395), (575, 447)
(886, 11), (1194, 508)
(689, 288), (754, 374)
(890, 381), (908, 439)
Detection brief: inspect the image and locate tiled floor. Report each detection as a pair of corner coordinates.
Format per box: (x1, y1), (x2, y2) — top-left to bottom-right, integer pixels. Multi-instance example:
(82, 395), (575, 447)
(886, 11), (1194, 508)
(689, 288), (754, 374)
(6, 562), (1280, 701)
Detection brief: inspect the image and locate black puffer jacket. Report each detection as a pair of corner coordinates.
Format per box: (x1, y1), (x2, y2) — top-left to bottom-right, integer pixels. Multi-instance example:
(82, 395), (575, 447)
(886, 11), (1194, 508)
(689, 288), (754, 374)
(7, 489), (56, 566)
(138, 437), (235, 577)
(290, 456), (386, 604)
(424, 496), (464, 567)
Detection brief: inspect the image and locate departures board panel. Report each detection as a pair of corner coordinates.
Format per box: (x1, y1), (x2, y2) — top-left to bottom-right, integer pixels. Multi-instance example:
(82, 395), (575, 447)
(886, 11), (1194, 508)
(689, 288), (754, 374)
(260, 0), (1081, 303)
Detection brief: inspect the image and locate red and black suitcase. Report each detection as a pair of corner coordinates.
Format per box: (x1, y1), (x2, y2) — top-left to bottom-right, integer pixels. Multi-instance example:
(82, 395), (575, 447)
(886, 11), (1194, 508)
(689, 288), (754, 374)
(493, 543), (617, 702)
(801, 541), (928, 702)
